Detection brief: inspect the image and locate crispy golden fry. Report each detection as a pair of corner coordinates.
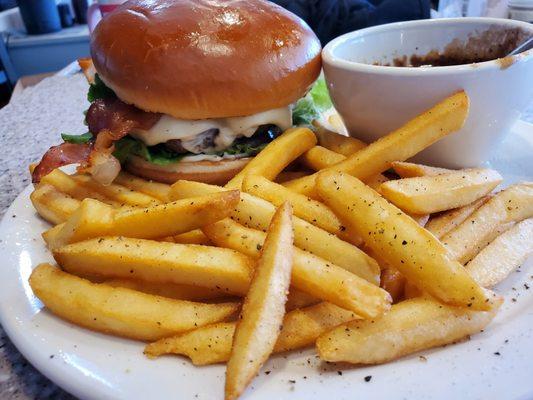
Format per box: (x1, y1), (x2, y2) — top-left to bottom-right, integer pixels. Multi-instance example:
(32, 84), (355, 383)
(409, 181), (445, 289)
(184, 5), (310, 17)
(171, 180), (379, 284)
(466, 218), (533, 287)
(327, 112), (349, 136)
(403, 281), (424, 299)
(380, 267), (406, 303)
(29, 264), (239, 341)
(78, 57), (96, 84)
(103, 278), (230, 302)
(391, 161), (453, 178)
(299, 146), (388, 194)
(203, 218), (391, 317)
(225, 127), (317, 189)
(165, 230), (212, 245)
(54, 237), (254, 295)
(316, 171), (493, 310)
(409, 213), (430, 227)
(71, 174), (160, 206)
(41, 169), (119, 205)
(275, 171), (311, 184)
(30, 184), (80, 224)
(44, 191), (239, 249)
(242, 174), (342, 234)
(301, 146), (345, 171)
(225, 202), (294, 400)
(144, 302), (359, 365)
(365, 173), (389, 192)
(425, 196), (492, 239)
(312, 123), (366, 156)
(284, 92), (469, 197)
(316, 296), (501, 364)
(106, 278), (315, 310)
(113, 172), (172, 202)
(442, 183), (533, 264)
(285, 289), (320, 310)
(380, 169), (502, 214)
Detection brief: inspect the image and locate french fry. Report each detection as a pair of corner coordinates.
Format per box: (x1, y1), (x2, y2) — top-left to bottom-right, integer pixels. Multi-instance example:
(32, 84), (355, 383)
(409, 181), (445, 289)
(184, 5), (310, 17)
(275, 171), (310, 183)
(203, 218), (391, 317)
(164, 230), (212, 246)
(29, 264), (240, 341)
(103, 278), (230, 302)
(442, 183), (533, 264)
(144, 302), (359, 365)
(113, 172), (172, 202)
(425, 195), (492, 239)
(285, 289), (320, 311)
(316, 296), (501, 364)
(403, 281), (424, 299)
(316, 171), (493, 310)
(171, 180), (379, 283)
(104, 278), (314, 308)
(380, 267), (406, 303)
(391, 161), (452, 178)
(41, 169), (119, 205)
(284, 92), (469, 197)
(71, 174), (160, 206)
(327, 112), (349, 136)
(78, 57), (96, 84)
(380, 169), (502, 214)
(313, 123), (366, 156)
(466, 218), (533, 287)
(301, 146), (345, 171)
(43, 191), (239, 249)
(299, 146), (388, 194)
(225, 202), (294, 400)
(225, 127), (317, 189)
(242, 175), (342, 234)
(409, 213), (430, 227)
(53, 237), (254, 295)
(30, 184), (81, 224)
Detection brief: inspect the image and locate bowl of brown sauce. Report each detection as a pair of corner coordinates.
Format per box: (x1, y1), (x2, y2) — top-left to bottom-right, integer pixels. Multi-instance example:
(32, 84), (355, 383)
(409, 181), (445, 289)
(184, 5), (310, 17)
(322, 18), (533, 168)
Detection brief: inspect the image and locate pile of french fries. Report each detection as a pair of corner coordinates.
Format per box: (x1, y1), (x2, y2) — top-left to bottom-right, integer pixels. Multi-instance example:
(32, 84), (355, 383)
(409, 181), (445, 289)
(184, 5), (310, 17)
(28, 91), (533, 399)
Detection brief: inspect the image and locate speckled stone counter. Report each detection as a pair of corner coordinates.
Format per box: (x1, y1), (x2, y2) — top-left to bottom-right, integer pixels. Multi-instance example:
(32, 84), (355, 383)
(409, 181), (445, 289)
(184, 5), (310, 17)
(0, 73), (532, 400)
(0, 74), (88, 400)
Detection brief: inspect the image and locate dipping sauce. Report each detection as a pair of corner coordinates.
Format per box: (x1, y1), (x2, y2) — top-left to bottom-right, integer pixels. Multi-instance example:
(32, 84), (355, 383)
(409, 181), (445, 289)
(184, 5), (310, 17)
(375, 27), (529, 67)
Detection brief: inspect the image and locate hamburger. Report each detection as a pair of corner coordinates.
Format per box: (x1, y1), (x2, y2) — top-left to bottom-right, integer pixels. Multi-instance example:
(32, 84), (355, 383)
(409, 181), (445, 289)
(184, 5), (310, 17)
(32, 0), (323, 185)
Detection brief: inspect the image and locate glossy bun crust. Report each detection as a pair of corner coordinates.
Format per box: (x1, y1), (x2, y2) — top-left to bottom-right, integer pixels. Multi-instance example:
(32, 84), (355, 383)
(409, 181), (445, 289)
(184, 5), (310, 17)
(91, 0), (322, 119)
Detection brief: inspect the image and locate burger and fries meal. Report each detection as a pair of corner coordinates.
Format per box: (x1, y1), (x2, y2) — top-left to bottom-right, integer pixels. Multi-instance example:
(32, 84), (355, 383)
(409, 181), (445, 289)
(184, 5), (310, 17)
(16, 0), (532, 399)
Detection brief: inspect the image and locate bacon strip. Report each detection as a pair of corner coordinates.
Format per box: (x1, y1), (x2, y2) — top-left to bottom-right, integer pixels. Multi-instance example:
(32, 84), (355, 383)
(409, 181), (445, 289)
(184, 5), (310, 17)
(32, 142), (91, 183)
(32, 98), (160, 183)
(86, 98), (160, 148)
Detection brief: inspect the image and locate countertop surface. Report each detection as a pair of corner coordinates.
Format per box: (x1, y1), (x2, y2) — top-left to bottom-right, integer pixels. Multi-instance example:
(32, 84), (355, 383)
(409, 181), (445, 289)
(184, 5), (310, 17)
(0, 73), (531, 400)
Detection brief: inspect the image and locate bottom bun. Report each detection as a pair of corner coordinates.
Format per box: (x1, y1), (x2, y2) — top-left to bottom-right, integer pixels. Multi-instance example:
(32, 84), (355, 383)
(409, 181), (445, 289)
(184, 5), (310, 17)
(124, 155), (252, 185)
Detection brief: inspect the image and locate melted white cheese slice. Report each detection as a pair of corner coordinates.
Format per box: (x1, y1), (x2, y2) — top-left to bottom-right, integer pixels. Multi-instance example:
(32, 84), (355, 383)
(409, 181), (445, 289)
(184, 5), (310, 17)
(130, 106), (292, 153)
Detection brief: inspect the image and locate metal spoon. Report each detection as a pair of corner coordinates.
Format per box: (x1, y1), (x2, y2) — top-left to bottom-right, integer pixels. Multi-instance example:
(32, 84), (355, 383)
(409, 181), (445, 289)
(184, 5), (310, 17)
(507, 36), (533, 56)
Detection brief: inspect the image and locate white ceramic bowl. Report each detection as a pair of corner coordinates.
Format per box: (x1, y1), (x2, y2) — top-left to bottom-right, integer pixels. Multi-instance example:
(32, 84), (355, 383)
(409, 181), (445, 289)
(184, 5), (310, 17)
(322, 17), (533, 168)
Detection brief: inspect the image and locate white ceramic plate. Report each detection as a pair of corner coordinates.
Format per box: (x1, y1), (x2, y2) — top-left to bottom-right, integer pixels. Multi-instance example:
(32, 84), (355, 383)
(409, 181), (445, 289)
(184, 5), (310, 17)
(1, 122), (532, 400)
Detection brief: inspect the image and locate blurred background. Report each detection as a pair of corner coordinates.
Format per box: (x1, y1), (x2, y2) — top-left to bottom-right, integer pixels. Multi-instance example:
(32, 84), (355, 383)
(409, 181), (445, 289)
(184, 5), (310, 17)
(0, 0), (529, 108)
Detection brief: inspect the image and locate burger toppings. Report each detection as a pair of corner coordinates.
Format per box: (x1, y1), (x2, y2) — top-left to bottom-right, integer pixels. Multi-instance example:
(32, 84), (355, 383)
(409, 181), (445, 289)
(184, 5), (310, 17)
(32, 74), (330, 184)
(85, 98), (160, 145)
(31, 142), (91, 183)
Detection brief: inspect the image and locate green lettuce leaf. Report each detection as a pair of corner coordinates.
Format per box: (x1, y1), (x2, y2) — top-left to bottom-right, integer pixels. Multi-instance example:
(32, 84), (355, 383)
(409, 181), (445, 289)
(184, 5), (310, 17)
(87, 74), (116, 102)
(216, 141), (268, 157)
(292, 77), (333, 127)
(113, 137), (186, 165)
(113, 135), (268, 166)
(61, 132), (93, 144)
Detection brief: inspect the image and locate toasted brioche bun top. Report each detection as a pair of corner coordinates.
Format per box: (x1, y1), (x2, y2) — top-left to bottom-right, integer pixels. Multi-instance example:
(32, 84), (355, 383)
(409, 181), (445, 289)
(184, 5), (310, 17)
(91, 0), (322, 120)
